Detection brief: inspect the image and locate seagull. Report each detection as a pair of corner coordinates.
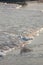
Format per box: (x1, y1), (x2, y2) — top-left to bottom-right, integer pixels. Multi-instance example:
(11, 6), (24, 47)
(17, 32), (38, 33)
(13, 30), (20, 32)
(18, 35), (33, 42)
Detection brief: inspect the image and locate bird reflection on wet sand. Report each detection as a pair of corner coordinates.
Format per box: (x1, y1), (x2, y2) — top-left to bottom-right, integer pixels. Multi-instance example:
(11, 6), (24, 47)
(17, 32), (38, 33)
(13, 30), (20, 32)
(20, 46), (32, 55)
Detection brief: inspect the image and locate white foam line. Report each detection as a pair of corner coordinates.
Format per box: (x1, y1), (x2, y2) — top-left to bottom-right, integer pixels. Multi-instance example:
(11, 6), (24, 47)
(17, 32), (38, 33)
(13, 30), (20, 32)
(35, 28), (43, 37)
(25, 27), (43, 45)
(19, 28), (42, 47)
(2, 47), (16, 55)
(0, 27), (43, 56)
(36, 33), (39, 36)
(39, 28), (43, 32)
(4, 2), (7, 5)
(0, 52), (6, 56)
(36, 31), (40, 36)
(16, 5), (22, 9)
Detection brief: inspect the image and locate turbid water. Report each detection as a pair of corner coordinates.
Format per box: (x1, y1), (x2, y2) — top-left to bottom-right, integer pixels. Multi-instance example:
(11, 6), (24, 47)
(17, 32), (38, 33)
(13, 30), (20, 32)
(0, 2), (43, 65)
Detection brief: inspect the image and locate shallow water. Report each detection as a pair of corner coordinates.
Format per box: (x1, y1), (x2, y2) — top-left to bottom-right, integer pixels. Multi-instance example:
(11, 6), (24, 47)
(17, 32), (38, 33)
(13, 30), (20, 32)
(0, 2), (43, 65)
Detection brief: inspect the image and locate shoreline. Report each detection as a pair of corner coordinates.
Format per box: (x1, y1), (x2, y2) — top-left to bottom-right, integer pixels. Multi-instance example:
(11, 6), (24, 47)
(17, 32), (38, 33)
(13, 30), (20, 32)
(0, 27), (43, 56)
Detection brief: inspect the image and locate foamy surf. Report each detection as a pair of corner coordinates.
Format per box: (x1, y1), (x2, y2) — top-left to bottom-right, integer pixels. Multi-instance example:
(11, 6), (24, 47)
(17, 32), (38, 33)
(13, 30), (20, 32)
(39, 28), (43, 32)
(22, 27), (43, 45)
(0, 27), (43, 56)
(16, 5), (22, 9)
(36, 28), (43, 36)
(0, 47), (16, 56)
(0, 52), (6, 56)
